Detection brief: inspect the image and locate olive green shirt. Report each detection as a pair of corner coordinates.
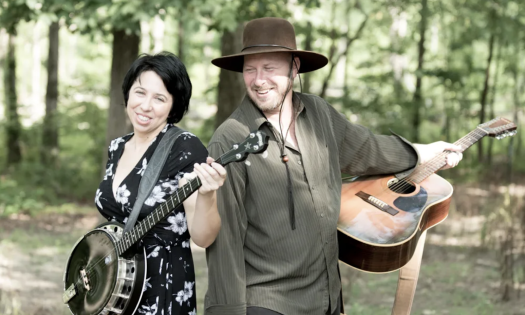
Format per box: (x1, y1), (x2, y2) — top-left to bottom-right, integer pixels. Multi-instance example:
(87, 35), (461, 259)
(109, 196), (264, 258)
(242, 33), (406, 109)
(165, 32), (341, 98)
(204, 93), (418, 315)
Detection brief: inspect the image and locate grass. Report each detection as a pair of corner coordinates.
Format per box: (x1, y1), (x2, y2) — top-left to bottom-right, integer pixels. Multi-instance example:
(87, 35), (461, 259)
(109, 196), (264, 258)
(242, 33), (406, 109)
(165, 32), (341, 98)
(339, 244), (520, 315)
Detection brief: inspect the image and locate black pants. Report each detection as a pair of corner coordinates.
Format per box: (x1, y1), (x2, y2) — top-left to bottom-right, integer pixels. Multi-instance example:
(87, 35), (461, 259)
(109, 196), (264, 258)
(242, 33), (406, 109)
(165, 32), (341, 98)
(246, 296), (341, 315)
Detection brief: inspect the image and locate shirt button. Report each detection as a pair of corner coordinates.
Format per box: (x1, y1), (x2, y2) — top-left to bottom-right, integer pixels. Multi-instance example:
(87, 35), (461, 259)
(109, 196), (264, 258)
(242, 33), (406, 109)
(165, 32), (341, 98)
(298, 160), (302, 165)
(320, 213), (324, 218)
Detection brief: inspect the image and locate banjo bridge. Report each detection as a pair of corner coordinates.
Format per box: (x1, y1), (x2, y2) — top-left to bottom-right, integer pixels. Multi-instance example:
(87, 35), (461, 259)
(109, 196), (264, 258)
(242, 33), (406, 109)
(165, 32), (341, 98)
(80, 269), (91, 291)
(356, 191), (399, 216)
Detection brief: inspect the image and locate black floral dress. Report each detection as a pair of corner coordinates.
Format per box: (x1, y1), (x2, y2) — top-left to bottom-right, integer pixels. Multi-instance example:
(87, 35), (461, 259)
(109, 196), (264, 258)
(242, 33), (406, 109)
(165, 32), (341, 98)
(95, 123), (207, 315)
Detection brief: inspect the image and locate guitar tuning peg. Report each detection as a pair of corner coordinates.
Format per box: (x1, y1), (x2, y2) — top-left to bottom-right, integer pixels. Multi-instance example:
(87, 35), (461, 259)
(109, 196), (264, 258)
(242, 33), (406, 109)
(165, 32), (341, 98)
(496, 135), (502, 140)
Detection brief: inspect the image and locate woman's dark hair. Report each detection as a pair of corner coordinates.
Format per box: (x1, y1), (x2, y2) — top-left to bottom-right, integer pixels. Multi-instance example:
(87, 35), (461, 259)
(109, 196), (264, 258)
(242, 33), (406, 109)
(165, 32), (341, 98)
(122, 52), (192, 124)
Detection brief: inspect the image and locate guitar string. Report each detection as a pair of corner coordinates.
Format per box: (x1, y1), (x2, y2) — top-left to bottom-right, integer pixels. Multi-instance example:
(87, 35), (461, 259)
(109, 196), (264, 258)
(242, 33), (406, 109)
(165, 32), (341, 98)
(71, 197), (181, 290)
(81, 153), (229, 278)
(387, 134), (474, 194)
(388, 128), (486, 193)
(70, 189), (190, 291)
(69, 153), (237, 291)
(71, 178), (202, 291)
(386, 131), (483, 194)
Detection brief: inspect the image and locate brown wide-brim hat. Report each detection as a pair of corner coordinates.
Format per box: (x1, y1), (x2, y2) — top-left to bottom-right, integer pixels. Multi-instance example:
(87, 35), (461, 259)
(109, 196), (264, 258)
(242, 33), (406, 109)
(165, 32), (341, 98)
(212, 17), (328, 73)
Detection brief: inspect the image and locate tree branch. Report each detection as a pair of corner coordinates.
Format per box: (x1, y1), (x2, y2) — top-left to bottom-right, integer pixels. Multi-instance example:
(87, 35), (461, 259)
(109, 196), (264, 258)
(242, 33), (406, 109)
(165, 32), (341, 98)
(319, 1), (369, 99)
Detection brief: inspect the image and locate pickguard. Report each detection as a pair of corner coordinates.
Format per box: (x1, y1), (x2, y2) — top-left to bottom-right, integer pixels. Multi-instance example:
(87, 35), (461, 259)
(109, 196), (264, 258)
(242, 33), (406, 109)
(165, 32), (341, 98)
(393, 187), (428, 213)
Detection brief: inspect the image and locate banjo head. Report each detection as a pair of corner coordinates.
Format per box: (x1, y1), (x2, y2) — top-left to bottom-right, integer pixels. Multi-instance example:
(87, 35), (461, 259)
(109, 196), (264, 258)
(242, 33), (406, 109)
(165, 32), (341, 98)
(65, 225), (120, 315)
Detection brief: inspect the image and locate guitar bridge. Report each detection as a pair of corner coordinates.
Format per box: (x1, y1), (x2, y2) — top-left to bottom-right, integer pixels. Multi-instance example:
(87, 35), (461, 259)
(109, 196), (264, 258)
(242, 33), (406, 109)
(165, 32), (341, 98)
(356, 191), (399, 216)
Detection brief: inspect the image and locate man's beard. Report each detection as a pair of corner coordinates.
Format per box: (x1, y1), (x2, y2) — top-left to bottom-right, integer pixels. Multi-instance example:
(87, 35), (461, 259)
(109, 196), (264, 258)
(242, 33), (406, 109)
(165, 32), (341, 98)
(247, 88), (286, 113)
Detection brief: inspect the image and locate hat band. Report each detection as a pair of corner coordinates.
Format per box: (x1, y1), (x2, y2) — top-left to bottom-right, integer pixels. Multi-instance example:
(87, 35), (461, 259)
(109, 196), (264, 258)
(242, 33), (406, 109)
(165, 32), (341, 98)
(241, 44), (293, 52)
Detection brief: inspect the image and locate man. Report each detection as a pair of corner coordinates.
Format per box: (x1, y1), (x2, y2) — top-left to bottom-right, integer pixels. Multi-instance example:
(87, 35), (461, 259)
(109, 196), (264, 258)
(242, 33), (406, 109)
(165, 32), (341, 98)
(204, 17), (462, 315)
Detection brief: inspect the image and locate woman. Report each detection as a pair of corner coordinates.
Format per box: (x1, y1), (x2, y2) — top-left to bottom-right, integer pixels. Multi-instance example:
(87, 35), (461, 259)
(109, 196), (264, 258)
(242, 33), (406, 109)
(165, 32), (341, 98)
(95, 52), (225, 314)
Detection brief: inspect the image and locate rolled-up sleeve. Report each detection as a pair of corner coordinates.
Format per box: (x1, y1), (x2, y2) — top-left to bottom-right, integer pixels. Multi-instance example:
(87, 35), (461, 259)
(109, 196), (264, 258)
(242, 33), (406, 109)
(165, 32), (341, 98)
(327, 103), (419, 176)
(204, 140), (248, 315)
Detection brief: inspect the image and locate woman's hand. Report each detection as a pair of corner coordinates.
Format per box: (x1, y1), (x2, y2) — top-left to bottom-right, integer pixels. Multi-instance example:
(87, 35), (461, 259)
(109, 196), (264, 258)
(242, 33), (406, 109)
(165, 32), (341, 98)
(181, 157), (225, 248)
(186, 157), (227, 195)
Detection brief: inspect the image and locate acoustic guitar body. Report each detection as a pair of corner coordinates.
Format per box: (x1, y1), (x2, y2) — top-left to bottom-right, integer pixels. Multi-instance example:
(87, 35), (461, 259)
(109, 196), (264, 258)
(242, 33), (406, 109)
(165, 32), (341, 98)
(337, 174), (452, 273)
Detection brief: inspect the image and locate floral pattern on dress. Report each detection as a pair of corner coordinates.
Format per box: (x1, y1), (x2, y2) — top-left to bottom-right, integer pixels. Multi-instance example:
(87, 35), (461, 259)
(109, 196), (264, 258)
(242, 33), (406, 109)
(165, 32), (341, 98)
(95, 123), (208, 315)
(115, 184), (131, 205)
(165, 213), (188, 235)
(145, 185), (167, 206)
(137, 158), (148, 176)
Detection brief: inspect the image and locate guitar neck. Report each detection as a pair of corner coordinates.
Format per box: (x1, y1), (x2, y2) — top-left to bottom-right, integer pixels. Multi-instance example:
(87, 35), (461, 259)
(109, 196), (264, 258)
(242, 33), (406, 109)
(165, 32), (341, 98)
(409, 127), (488, 184)
(116, 155), (226, 256)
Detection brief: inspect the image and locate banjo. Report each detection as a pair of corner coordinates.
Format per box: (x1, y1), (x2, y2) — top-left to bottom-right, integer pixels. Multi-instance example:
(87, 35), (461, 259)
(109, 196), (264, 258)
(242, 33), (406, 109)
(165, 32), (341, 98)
(63, 131), (269, 315)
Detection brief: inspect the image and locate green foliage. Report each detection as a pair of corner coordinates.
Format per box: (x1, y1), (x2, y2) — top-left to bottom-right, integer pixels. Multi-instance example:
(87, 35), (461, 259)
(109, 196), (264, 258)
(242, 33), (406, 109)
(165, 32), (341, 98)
(0, 99), (106, 216)
(0, 177), (46, 217)
(0, 0), (36, 34)
(199, 0), (292, 32)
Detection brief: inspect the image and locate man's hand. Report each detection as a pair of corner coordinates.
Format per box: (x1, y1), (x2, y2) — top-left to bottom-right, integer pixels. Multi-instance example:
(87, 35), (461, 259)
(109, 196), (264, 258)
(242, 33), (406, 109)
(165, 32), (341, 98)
(413, 141), (463, 170)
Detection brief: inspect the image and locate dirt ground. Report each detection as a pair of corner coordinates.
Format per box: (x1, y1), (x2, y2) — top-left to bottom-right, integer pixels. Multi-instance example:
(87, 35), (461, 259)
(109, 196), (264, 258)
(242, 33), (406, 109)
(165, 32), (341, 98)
(1, 185), (524, 315)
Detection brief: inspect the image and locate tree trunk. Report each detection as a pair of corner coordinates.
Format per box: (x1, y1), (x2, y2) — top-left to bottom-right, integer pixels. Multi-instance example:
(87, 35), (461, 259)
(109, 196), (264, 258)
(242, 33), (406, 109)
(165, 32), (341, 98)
(4, 32), (22, 167)
(319, 0), (337, 99)
(389, 7), (409, 102)
(32, 21), (42, 109)
(478, 32), (495, 162)
(412, 0), (429, 143)
(487, 38), (502, 165)
(302, 22), (313, 94)
(42, 21), (60, 166)
(140, 20), (151, 53)
(105, 28), (139, 152)
(153, 15), (164, 53)
(214, 23), (245, 129)
(178, 18), (184, 63)
(342, 0), (353, 105)
(500, 232), (514, 301)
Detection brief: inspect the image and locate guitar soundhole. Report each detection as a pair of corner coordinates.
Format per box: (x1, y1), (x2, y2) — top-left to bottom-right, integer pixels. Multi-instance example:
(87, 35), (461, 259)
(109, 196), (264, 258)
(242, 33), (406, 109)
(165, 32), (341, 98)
(387, 178), (416, 194)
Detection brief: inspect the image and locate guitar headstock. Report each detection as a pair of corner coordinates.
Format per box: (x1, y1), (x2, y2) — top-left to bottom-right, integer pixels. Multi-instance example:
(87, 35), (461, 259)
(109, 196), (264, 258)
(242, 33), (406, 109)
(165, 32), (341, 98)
(478, 117), (517, 139)
(217, 130), (270, 166)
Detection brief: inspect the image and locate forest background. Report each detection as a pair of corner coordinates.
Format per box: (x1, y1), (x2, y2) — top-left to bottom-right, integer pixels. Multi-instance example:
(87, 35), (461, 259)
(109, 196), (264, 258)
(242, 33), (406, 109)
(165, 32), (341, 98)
(0, 0), (524, 314)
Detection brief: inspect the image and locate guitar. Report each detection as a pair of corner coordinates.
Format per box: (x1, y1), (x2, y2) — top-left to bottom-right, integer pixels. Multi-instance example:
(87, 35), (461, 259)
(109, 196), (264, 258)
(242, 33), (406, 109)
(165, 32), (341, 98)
(337, 117), (517, 273)
(63, 131), (269, 315)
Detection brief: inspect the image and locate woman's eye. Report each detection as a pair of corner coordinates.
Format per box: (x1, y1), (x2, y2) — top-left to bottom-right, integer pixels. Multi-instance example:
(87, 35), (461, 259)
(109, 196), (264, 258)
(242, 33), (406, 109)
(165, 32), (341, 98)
(136, 90), (145, 95)
(156, 97), (165, 102)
